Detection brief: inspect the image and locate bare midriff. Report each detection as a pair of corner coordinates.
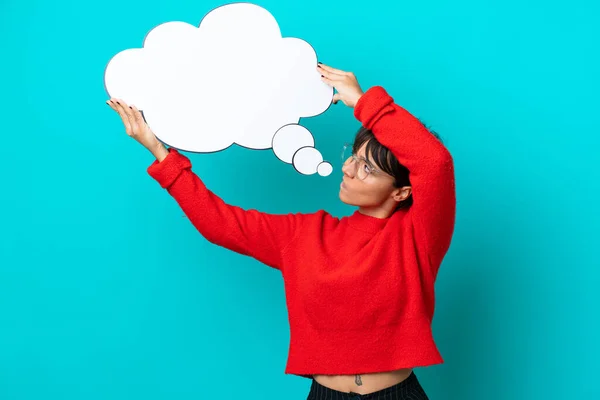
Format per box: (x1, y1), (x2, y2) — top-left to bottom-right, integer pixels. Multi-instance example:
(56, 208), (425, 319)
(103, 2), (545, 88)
(312, 368), (413, 394)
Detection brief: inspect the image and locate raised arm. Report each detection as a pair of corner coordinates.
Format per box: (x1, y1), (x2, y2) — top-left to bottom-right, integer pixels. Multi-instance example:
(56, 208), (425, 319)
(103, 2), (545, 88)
(354, 86), (456, 268)
(107, 98), (301, 272)
(146, 148), (302, 271)
(318, 63), (456, 268)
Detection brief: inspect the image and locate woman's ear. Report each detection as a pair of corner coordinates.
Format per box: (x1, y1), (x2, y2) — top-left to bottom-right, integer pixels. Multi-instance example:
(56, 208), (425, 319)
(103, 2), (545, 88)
(392, 186), (412, 202)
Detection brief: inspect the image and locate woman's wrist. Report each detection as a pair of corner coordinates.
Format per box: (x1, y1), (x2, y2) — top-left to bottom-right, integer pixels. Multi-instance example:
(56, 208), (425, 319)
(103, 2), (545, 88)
(350, 92), (364, 108)
(150, 141), (169, 162)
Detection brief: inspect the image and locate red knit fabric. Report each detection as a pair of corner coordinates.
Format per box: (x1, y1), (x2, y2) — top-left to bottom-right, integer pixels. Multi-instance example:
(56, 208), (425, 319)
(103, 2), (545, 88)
(147, 86), (456, 376)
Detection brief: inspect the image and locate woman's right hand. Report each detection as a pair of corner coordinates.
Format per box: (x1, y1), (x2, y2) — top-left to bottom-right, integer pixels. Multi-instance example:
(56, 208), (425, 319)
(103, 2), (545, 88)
(106, 98), (169, 161)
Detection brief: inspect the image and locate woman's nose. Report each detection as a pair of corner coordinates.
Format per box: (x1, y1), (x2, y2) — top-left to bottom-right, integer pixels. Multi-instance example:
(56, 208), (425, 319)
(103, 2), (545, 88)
(342, 161), (355, 178)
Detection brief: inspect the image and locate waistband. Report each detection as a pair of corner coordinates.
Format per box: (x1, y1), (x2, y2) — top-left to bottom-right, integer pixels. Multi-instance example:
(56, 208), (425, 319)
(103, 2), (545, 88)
(308, 371), (420, 400)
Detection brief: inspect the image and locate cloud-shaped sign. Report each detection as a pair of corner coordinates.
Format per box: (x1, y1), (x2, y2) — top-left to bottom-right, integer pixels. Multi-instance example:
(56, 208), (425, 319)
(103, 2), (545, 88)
(104, 2), (333, 176)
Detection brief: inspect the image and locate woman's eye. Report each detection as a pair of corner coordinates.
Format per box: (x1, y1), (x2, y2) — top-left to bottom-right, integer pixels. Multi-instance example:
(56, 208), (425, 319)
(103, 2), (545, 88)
(363, 164), (372, 173)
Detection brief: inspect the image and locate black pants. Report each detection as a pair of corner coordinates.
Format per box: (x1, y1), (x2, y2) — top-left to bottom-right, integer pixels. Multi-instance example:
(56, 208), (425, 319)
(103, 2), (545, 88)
(306, 371), (429, 400)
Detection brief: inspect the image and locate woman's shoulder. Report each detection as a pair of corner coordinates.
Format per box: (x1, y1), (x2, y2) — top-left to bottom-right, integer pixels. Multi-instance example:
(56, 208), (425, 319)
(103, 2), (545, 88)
(287, 209), (341, 228)
(292, 208), (338, 220)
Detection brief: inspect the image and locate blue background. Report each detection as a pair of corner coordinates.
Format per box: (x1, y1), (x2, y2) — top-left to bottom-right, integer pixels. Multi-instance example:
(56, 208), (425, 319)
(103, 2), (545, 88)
(1, 0), (599, 398)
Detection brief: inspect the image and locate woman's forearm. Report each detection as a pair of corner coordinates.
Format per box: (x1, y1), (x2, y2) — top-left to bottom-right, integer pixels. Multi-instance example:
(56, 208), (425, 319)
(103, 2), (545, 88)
(149, 141), (170, 162)
(146, 148), (303, 270)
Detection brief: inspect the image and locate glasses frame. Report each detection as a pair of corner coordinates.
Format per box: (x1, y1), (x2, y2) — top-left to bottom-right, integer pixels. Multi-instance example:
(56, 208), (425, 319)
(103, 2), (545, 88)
(341, 143), (389, 181)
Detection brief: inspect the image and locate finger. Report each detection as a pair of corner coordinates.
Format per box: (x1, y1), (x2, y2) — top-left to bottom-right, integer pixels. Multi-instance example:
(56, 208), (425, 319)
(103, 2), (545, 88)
(115, 99), (137, 126)
(130, 105), (146, 126)
(321, 76), (336, 87)
(318, 63), (349, 76)
(131, 105), (148, 129)
(111, 98), (129, 116)
(122, 102), (141, 134)
(110, 98), (127, 118)
(332, 93), (342, 104)
(111, 99), (133, 135)
(318, 67), (344, 81)
(120, 101), (137, 123)
(107, 99), (125, 113)
(106, 99), (117, 110)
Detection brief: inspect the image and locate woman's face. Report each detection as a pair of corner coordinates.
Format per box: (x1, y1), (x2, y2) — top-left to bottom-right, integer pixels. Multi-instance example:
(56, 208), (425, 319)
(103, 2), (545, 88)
(339, 141), (409, 209)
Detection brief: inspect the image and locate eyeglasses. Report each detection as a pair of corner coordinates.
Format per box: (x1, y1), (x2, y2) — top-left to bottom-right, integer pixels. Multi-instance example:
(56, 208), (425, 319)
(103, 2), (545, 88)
(341, 143), (387, 181)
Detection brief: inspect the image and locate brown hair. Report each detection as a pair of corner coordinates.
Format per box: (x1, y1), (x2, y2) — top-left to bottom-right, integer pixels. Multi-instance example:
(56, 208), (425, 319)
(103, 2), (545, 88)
(352, 122), (442, 209)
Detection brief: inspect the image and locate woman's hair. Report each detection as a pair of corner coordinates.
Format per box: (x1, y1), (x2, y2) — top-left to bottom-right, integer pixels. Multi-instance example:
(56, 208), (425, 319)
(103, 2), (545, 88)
(352, 121), (442, 210)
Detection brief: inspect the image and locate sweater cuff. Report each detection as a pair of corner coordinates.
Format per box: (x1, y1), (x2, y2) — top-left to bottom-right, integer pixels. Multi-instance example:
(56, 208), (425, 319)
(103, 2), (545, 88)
(353, 86), (394, 129)
(147, 147), (192, 189)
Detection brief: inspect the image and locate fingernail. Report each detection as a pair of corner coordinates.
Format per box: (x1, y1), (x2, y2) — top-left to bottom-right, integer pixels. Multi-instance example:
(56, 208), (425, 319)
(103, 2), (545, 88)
(129, 106), (132, 109)
(321, 75), (324, 77)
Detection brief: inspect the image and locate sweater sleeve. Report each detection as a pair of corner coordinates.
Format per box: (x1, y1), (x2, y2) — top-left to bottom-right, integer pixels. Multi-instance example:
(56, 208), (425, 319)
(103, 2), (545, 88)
(146, 147), (301, 271)
(354, 86), (456, 269)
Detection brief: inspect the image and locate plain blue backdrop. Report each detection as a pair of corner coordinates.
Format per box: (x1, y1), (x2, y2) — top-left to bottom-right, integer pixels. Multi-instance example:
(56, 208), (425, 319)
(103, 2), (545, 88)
(1, 0), (599, 399)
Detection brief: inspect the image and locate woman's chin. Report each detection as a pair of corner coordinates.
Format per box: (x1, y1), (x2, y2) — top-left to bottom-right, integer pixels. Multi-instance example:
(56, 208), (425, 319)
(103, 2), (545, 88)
(338, 190), (352, 205)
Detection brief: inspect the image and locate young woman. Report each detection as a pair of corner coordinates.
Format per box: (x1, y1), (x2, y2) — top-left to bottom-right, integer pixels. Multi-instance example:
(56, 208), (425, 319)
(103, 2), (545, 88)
(107, 63), (456, 400)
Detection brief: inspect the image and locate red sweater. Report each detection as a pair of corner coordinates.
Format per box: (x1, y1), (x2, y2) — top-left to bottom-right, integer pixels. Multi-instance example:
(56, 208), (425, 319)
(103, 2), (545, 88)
(147, 86), (456, 377)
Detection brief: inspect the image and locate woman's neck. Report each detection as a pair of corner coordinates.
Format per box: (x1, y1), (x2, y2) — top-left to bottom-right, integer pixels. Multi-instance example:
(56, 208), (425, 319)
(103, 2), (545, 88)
(357, 205), (394, 219)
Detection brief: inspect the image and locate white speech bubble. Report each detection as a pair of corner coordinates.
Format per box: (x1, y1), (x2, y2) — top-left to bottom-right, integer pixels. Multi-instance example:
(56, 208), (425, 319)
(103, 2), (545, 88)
(104, 3), (333, 176)
(272, 124), (314, 163)
(317, 162), (333, 177)
(293, 146), (332, 176)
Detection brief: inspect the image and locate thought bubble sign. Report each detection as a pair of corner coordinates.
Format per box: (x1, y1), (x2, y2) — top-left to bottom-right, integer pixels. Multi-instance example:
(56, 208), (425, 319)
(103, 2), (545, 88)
(104, 2), (333, 176)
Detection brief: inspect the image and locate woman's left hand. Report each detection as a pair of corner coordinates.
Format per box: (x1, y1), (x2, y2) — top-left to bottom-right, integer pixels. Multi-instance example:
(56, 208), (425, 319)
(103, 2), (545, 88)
(317, 63), (365, 108)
